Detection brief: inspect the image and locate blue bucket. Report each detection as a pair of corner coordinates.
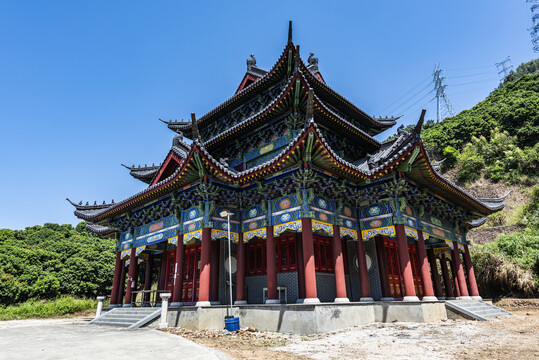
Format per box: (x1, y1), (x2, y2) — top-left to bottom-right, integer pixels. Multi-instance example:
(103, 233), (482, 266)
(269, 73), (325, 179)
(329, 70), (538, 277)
(224, 316), (240, 331)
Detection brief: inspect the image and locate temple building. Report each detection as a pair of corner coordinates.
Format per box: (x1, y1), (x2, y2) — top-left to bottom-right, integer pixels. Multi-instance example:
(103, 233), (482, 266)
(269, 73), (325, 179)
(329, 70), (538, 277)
(69, 23), (507, 311)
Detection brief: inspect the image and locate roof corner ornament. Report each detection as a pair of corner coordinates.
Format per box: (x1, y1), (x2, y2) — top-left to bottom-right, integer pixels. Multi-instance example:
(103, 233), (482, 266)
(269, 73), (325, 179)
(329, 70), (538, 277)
(191, 113), (200, 141)
(288, 20), (293, 44)
(397, 125), (409, 137)
(247, 54), (256, 71)
(308, 52), (318, 67)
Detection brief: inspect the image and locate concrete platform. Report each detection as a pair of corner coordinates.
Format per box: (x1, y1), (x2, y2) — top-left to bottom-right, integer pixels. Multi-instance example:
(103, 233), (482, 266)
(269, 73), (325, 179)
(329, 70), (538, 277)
(159, 301), (447, 334)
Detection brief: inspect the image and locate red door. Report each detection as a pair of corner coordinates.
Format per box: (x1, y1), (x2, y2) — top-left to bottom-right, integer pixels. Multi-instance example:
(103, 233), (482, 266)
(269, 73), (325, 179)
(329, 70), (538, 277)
(408, 244), (425, 298)
(165, 249), (176, 293)
(384, 238), (403, 299)
(182, 244), (201, 305)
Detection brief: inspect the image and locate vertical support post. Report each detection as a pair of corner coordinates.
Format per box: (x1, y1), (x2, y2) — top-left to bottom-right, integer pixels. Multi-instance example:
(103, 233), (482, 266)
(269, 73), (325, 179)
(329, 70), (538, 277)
(265, 225), (279, 303)
(210, 238), (220, 304)
(143, 253), (153, 306)
(356, 231), (373, 301)
(158, 293), (171, 329)
(95, 296), (105, 318)
(171, 235), (185, 306)
(332, 225), (349, 302)
(463, 244), (481, 299)
(157, 253), (167, 304)
(452, 241), (470, 299)
(416, 231), (437, 301)
(117, 259), (127, 305)
(375, 237), (393, 300)
(235, 232), (247, 305)
(296, 233), (306, 301)
(109, 252), (122, 307)
(427, 249), (444, 299)
(301, 217), (319, 303)
(394, 224), (419, 301)
(449, 255), (461, 298)
(197, 227), (212, 306)
(124, 247), (137, 307)
(440, 254), (455, 299)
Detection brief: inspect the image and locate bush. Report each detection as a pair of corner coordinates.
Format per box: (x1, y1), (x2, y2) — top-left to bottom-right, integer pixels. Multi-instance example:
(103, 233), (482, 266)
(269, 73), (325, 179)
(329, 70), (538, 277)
(0, 296), (97, 321)
(0, 274), (22, 306)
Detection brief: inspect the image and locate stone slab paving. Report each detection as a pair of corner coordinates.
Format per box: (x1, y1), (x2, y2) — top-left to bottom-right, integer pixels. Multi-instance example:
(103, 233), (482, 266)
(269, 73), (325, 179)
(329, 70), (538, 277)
(0, 318), (231, 360)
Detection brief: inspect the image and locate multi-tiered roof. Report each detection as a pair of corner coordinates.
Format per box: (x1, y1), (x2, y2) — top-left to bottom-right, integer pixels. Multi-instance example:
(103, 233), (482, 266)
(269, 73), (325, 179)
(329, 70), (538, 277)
(69, 23), (507, 233)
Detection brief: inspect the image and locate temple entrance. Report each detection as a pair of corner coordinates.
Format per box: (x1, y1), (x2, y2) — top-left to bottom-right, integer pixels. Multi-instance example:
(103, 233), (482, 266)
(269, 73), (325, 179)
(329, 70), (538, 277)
(165, 249), (176, 293)
(384, 238), (403, 299)
(182, 243), (201, 305)
(383, 237), (425, 299)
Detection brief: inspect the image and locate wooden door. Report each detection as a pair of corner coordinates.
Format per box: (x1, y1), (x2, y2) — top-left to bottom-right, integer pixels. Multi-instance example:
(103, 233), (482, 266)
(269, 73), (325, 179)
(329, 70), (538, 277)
(408, 244), (425, 298)
(182, 243), (201, 304)
(165, 249), (176, 293)
(384, 238), (403, 299)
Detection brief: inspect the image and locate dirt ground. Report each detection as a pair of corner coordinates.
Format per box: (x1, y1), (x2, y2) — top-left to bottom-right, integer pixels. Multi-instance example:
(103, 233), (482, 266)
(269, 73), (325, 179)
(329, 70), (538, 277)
(162, 299), (539, 360)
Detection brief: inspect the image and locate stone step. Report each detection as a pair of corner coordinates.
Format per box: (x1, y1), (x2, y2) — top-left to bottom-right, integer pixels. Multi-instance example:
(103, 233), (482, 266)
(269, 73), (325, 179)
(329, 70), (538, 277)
(93, 321), (135, 327)
(89, 307), (162, 328)
(445, 300), (512, 321)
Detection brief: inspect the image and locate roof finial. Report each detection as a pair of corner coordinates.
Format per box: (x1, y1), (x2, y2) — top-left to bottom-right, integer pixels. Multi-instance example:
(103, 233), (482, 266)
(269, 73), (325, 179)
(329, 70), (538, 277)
(295, 45), (300, 70)
(191, 113), (200, 141)
(288, 21), (293, 43)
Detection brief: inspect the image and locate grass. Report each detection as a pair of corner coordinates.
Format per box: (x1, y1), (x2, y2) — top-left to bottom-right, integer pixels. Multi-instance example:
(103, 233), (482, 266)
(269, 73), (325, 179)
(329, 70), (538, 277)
(0, 296), (100, 321)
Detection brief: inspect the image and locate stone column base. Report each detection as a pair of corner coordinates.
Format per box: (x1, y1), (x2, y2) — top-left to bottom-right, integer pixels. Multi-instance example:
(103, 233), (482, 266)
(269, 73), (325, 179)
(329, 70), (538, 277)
(360, 297), (374, 302)
(234, 300), (248, 305)
(195, 301), (212, 307)
(471, 296), (482, 300)
(303, 298), (320, 304)
(421, 296), (439, 302)
(402, 296), (420, 302)
(266, 299), (281, 304)
(334, 297), (350, 303)
(458, 296), (472, 300)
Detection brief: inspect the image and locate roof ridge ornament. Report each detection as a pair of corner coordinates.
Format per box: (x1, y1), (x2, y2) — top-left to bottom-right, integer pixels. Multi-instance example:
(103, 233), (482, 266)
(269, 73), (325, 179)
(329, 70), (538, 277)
(247, 54), (256, 71)
(191, 113), (200, 141)
(288, 21), (293, 44)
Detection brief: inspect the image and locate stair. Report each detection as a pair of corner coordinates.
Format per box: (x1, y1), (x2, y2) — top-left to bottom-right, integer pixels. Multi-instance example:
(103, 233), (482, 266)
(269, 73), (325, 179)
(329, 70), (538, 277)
(445, 299), (512, 321)
(89, 307), (162, 329)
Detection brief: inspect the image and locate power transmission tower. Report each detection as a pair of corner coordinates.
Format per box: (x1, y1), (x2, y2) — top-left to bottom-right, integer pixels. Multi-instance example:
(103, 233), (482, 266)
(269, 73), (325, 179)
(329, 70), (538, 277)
(495, 56), (514, 80)
(432, 64), (455, 122)
(527, 0), (539, 52)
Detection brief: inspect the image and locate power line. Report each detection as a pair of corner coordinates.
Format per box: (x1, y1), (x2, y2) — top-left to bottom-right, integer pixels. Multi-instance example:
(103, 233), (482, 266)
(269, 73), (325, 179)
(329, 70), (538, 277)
(495, 56), (513, 80)
(386, 81), (433, 115)
(378, 75), (431, 114)
(432, 64), (455, 122)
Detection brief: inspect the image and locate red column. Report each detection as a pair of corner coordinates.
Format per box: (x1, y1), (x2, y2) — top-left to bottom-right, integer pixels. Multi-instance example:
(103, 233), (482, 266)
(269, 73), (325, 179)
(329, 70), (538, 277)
(452, 241), (470, 298)
(356, 231), (372, 301)
(301, 218), (319, 303)
(265, 226), (278, 303)
(296, 233), (306, 300)
(117, 259), (127, 305)
(332, 225), (349, 302)
(157, 253), (166, 303)
(171, 235), (185, 305)
(395, 224), (418, 301)
(109, 252), (122, 306)
(449, 255), (461, 298)
(416, 231), (437, 301)
(427, 249), (443, 299)
(143, 253), (153, 305)
(463, 244), (481, 299)
(235, 232), (246, 304)
(210, 238), (220, 303)
(124, 250), (138, 306)
(197, 227), (212, 306)
(440, 254), (455, 299)
(375, 237), (393, 300)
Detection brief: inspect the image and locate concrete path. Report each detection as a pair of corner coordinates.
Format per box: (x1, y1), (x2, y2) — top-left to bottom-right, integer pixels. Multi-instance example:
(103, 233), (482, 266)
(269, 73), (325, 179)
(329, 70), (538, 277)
(0, 318), (231, 360)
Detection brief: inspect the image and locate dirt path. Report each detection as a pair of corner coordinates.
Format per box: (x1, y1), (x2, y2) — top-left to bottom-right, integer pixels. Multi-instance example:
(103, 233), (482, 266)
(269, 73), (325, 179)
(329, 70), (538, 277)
(162, 299), (539, 360)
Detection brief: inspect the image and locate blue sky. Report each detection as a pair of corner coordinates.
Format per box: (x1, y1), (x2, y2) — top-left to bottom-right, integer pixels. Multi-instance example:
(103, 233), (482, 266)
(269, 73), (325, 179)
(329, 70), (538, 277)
(0, 1), (536, 229)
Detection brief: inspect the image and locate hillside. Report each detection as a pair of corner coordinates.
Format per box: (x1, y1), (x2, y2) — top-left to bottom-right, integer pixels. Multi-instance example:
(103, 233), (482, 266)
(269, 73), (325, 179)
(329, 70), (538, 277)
(0, 223), (114, 306)
(411, 59), (539, 298)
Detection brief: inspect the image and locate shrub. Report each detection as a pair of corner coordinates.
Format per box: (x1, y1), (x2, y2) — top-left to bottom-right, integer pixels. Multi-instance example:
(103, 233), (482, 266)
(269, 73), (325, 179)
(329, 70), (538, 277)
(0, 296), (97, 321)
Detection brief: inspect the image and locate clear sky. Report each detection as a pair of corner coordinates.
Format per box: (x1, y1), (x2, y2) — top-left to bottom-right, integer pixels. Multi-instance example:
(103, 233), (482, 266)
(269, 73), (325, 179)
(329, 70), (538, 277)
(0, 1), (536, 229)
